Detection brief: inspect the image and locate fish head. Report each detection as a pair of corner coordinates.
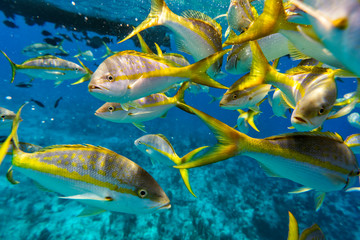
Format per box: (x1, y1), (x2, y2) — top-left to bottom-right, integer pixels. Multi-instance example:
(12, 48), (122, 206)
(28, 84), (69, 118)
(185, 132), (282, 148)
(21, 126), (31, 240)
(291, 85), (336, 131)
(88, 60), (130, 102)
(95, 102), (128, 122)
(121, 166), (171, 214)
(0, 107), (16, 129)
(220, 85), (270, 110)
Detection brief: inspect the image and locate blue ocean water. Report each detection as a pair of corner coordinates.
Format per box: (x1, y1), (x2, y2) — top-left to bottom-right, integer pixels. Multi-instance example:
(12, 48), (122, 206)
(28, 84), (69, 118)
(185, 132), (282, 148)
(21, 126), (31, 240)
(0, 1), (359, 240)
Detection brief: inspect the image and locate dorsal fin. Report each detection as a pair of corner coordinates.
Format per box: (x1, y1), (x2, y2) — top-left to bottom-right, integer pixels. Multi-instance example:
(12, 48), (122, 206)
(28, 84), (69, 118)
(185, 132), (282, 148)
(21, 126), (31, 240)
(264, 131), (343, 143)
(181, 10), (222, 33)
(35, 144), (115, 153)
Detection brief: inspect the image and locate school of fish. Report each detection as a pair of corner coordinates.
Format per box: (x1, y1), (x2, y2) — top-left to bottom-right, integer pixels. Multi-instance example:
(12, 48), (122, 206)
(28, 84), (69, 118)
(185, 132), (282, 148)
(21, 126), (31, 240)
(1, 0), (360, 237)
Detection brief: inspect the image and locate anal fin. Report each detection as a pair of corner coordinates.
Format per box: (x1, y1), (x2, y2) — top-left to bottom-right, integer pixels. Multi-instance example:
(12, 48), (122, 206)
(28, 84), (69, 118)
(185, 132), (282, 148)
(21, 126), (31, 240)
(78, 206), (107, 217)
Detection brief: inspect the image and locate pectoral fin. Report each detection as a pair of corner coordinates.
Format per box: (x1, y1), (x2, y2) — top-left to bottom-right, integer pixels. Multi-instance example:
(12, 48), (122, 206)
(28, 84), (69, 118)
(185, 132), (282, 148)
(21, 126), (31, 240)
(132, 122), (147, 133)
(288, 187), (313, 194)
(60, 193), (113, 201)
(314, 192), (326, 212)
(77, 206), (107, 217)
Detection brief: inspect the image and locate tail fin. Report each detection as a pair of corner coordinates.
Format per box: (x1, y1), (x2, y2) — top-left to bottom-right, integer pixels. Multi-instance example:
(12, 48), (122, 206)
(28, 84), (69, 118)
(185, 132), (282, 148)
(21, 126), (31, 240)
(1, 50), (18, 83)
(223, 0), (297, 46)
(136, 32), (154, 54)
(71, 58), (93, 85)
(287, 211), (299, 240)
(118, 0), (171, 44)
(173, 81), (194, 114)
(172, 50), (230, 89)
(0, 103), (26, 167)
(57, 40), (69, 55)
(174, 103), (246, 169)
(101, 41), (115, 58)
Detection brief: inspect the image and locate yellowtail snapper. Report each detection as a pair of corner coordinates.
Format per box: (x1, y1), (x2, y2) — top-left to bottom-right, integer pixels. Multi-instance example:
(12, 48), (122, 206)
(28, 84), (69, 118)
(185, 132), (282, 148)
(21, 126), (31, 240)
(1, 51), (92, 86)
(88, 50), (228, 103)
(22, 41), (68, 57)
(95, 82), (191, 132)
(174, 103), (359, 211)
(0, 105), (170, 216)
(119, 0), (225, 78)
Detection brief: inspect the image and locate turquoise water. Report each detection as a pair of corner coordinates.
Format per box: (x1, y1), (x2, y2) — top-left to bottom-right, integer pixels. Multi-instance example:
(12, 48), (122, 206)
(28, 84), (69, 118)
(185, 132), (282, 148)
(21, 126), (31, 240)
(0, 1), (359, 239)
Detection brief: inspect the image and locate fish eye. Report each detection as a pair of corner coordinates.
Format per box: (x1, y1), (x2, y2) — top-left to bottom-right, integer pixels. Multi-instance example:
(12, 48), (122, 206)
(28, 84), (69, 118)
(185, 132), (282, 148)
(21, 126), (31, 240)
(319, 108), (325, 115)
(106, 74), (114, 82)
(74, 68), (79, 71)
(232, 94), (238, 100)
(108, 106), (114, 112)
(138, 189), (148, 198)
(1, 115), (4, 119)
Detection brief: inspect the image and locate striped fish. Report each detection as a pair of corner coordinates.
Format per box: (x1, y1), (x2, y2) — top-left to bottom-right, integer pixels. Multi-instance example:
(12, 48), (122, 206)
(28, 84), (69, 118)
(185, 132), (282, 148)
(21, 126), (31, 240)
(223, 0), (346, 70)
(134, 134), (208, 197)
(0, 105), (170, 216)
(175, 103), (359, 211)
(119, 0), (224, 78)
(1, 51), (92, 86)
(291, 0), (360, 77)
(95, 82), (190, 132)
(88, 50), (228, 103)
(235, 41), (354, 131)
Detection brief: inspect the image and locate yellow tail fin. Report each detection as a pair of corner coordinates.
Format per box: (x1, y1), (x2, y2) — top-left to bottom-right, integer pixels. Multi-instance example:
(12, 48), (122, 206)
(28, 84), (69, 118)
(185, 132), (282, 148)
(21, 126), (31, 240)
(223, 0), (297, 46)
(118, 0), (171, 44)
(287, 211), (299, 240)
(0, 103), (26, 167)
(1, 50), (18, 83)
(174, 103), (246, 169)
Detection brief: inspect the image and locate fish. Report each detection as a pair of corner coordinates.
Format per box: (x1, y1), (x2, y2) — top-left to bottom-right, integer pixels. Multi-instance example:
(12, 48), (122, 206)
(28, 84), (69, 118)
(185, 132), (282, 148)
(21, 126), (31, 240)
(41, 30), (52, 36)
(223, 0), (347, 70)
(3, 20), (18, 28)
(235, 109), (261, 133)
(268, 88), (292, 118)
(174, 103), (360, 211)
(0, 107), (16, 130)
(88, 49), (228, 103)
(74, 49), (96, 61)
(54, 97), (63, 108)
(134, 134), (208, 197)
(0, 105), (171, 216)
(291, 0), (360, 77)
(223, 0), (255, 37)
(1, 51), (92, 86)
(30, 99), (45, 108)
(219, 74), (271, 110)
(347, 112), (360, 129)
(287, 211), (325, 240)
(225, 33), (290, 75)
(22, 41), (68, 57)
(235, 41), (353, 131)
(95, 82), (191, 132)
(119, 0), (224, 78)
(15, 82), (33, 88)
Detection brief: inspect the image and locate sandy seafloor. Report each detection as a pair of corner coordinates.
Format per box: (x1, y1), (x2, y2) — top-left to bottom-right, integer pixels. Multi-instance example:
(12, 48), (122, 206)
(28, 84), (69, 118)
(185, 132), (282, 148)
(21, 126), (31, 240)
(0, 2), (360, 240)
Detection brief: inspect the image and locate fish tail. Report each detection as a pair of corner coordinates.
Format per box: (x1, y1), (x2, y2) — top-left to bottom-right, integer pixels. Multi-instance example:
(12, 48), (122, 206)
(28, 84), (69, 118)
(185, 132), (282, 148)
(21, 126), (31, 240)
(174, 103), (247, 169)
(136, 32), (154, 54)
(223, 0), (295, 47)
(118, 0), (172, 44)
(246, 111), (260, 132)
(174, 82), (194, 114)
(0, 103), (26, 168)
(1, 50), (18, 83)
(179, 50), (230, 89)
(101, 41), (114, 58)
(71, 58), (93, 85)
(287, 211), (299, 240)
(57, 40), (69, 55)
(176, 146), (209, 197)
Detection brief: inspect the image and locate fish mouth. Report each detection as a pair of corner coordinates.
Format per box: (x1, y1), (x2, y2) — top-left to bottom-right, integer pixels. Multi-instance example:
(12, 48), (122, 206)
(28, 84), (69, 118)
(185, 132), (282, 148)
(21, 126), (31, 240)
(158, 202), (171, 210)
(88, 85), (108, 92)
(293, 116), (308, 124)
